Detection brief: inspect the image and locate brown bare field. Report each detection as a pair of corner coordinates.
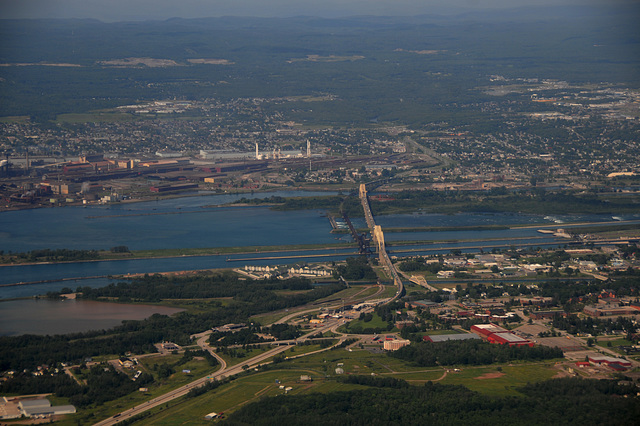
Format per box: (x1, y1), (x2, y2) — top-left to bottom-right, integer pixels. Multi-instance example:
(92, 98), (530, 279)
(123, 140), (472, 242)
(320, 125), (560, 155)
(475, 372), (505, 380)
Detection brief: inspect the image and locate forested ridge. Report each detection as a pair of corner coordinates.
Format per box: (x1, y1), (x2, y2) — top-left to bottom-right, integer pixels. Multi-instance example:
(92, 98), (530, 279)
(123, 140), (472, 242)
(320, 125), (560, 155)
(225, 377), (640, 425)
(2, 11), (638, 122)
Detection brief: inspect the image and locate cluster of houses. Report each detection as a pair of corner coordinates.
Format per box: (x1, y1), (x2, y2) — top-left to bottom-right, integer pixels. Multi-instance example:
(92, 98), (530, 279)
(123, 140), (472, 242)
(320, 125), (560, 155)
(239, 265), (333, 280)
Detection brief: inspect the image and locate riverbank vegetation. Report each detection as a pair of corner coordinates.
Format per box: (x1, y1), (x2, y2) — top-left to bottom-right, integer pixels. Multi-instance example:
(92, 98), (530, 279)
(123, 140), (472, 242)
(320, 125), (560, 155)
(0, 242), (356, 265)
(231, 187), (640, 217)
(0, 248), (99, 264)
(0, 273), (346, 371)
(368, 189), (640, 216)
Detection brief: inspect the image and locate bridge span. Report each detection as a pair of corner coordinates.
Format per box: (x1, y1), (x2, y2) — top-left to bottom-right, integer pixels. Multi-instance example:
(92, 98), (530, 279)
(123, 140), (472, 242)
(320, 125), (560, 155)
(359, 184), (404, 301)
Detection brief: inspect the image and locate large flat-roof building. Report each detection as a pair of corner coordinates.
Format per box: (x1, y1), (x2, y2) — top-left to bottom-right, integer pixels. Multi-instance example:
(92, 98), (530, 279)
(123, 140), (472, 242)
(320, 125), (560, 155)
(423, 333), (480, 343)
(471, 323), (533, 347)
(18, 399), (76, 418)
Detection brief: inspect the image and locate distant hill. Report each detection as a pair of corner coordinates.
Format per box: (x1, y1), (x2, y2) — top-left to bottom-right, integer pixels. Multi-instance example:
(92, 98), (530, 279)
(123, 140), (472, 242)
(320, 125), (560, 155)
(0, 10), (638, 120)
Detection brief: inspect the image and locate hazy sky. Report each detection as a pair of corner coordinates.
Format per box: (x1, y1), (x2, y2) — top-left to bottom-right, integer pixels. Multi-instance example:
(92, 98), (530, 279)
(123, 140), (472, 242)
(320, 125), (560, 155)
(0, 0), (631, 21)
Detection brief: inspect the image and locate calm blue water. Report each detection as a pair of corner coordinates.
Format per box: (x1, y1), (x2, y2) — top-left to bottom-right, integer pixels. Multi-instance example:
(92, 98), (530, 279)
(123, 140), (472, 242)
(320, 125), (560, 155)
(1, 191), (636, 299)
(0, 191), (338, 252)
(0, 248), (358, 297)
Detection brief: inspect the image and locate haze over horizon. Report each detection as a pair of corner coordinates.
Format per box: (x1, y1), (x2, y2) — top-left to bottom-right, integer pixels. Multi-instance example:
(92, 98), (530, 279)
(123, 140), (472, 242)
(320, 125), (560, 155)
(0, 0), (636, 21)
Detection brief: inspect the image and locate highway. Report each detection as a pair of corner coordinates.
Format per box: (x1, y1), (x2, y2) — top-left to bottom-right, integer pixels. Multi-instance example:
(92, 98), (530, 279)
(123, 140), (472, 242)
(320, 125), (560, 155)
(93, 186), (394, 425)
(359, 183), (404, 301)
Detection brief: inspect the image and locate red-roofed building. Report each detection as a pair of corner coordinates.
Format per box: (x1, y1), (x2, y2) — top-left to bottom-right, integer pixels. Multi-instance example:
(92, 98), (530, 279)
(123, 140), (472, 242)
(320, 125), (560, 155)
(470, 323), (533, 347)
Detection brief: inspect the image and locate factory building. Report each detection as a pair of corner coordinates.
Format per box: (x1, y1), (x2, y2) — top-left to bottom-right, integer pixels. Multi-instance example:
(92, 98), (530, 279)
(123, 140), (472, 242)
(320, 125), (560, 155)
(149, 183), (198, 193)
(17, 399), (76, 418)
(423, 333), (480, 343)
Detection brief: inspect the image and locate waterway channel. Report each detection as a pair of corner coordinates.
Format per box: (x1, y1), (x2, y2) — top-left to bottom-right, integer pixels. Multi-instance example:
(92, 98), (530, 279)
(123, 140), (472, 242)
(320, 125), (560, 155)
(1, 191), (638, 299)
(1, 190), (638, 334)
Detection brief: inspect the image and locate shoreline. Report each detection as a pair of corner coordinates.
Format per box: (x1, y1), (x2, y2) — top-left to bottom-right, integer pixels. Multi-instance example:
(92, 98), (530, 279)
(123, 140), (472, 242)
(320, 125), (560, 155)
(1, 218), (636, 267)
(0, 243), (357, 268)
(0, 187), (337, 213)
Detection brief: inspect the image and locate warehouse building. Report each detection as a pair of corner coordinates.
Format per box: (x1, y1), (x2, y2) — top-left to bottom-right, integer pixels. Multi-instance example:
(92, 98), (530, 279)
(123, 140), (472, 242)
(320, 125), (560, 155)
(588, 355), (632, 370)
(471, 323), (533, 347)
(423, 333), (480, 343)
(18, 399), (76, 418)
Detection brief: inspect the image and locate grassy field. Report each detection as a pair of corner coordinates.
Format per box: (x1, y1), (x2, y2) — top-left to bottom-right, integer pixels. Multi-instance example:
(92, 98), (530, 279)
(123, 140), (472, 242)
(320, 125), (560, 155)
(0, 242), (356, 266)
(250, 309), (310, 326)
(437, 363), (559, 397)
(340, 313), (391, 333)
(135, 370), (368, 426)
(156, 298), (232, 314)
(250, 284), (381, 325)
(128, 242), (354, 259)
(217, 346), (274, 368)
(596, 337), (635, 354)
(124, 346), (562, 425)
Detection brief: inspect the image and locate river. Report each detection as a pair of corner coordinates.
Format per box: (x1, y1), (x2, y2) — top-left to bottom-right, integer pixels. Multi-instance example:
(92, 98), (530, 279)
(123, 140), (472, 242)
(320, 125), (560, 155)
(1, 190), (636, 334)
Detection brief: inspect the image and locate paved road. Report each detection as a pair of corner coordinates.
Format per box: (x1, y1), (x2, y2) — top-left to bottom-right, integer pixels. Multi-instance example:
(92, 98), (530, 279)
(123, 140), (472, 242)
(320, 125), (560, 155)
(93, 317), (351, 425)
(93, 342), (293, 426)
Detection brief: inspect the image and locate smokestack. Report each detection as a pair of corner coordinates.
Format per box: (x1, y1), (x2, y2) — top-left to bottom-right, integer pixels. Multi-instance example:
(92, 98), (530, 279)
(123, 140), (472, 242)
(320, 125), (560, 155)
(255, 143), (259, 159)
(307, 140), (311, 158)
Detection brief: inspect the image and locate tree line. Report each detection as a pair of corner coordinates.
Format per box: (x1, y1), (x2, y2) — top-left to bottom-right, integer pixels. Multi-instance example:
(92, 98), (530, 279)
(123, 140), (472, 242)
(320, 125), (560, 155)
(389, 339), (563, 367)
(225, 377), (639, 425)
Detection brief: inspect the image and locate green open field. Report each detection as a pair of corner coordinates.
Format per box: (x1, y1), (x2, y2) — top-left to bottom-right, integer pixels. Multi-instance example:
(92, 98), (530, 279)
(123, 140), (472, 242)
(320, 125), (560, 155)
(596, 337), (635, 354)
(135, 370), (368, 426)
(0, 242), (356, 266)
(217, 346), (274, 368)
(128, 242), (354, 259)
(250, 284), (378, 325)
(339, 313), (391, 334)
(124, 346), (563, 425)
(436, 363), (559, 396)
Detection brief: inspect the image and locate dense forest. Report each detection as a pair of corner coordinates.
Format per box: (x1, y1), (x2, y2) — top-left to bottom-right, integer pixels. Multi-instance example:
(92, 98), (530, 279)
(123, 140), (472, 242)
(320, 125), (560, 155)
(335, 256), (377, 280)
(78, 272), (321, 302)
(389, 339), (563, 367)
(225, 377), (640, 425)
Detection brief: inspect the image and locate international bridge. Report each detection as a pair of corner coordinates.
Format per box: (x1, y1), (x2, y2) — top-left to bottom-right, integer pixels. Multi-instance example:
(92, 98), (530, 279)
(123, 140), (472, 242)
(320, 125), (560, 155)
(359, 184), (404, 301)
